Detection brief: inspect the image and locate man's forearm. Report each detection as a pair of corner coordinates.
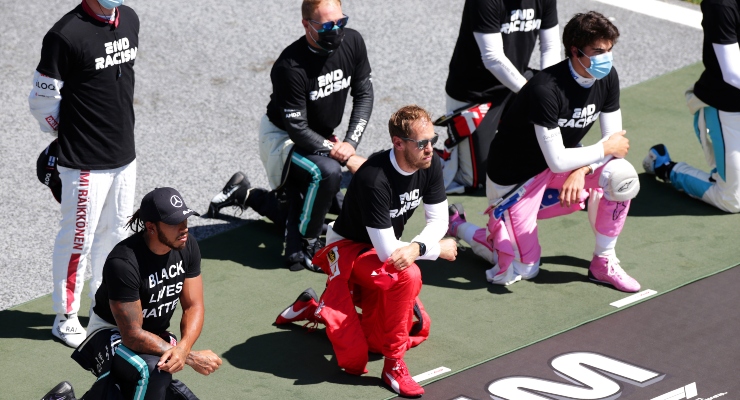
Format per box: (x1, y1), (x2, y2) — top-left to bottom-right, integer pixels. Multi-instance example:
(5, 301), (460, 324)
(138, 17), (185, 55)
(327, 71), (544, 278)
(282, 110), (334, 154)
(345, 154), (366, 174)
(178, 304), (204, 354)
(122, 330), (173, 356)
(411, 201), (448, 260)
(112, 300), (174, 356)
(345, 76), (373, 147)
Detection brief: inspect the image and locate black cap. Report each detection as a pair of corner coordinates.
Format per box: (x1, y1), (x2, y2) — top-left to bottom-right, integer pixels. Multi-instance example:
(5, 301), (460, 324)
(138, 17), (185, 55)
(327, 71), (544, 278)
(139, 187), (200, 225)
(37, 140), (62, 203)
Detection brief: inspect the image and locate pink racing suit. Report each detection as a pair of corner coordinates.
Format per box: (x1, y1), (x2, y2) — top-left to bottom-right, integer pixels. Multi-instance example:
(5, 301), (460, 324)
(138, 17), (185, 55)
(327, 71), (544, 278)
(468, 160), (630, 270)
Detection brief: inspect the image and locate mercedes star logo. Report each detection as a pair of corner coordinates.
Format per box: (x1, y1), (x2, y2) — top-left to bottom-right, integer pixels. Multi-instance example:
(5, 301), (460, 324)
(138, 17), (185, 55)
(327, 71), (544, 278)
(170, 195), (183, 208)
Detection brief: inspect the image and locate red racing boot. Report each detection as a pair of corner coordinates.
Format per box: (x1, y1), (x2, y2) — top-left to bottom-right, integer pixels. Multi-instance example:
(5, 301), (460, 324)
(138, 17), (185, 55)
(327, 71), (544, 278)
(382, 357), (424, 398)
(275, 288), (319, 325)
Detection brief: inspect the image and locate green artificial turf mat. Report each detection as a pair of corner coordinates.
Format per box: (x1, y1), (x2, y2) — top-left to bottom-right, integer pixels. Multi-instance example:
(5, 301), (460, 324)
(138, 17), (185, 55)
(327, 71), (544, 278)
(3, 62), (739, 399)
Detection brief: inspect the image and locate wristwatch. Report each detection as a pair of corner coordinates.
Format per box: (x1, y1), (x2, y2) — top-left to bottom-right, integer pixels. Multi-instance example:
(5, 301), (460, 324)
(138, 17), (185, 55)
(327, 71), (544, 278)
(413, 241), (426, 256)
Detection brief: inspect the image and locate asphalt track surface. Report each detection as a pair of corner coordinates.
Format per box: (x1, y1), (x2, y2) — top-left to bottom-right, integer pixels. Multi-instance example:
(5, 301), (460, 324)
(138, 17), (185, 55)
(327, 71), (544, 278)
(0, 0), (702, 311)
(422, 264), (740, 400)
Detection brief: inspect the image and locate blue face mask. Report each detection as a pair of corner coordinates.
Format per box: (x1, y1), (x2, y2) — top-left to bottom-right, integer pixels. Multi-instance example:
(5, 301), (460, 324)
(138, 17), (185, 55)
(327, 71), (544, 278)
(97, 0), (124, 10)
(577, 49), (613, 80)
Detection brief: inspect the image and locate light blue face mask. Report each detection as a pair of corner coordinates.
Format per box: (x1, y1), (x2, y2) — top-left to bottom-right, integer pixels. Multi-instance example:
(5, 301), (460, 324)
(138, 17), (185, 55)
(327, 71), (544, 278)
(577, 49), (613, 80)
(97, 0), (124, 10)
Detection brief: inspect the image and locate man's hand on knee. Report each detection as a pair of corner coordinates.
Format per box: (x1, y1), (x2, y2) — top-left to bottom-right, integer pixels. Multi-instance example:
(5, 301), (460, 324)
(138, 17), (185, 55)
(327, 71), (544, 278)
(186, 350), (223, 376)
(157, 345), (189, 374)
(330, 142), (356, 163)
(560, 166), (589, 207)
(438, 238), (458, 261)
(602, 130), (629, 158)
(389, 244), (421, 271)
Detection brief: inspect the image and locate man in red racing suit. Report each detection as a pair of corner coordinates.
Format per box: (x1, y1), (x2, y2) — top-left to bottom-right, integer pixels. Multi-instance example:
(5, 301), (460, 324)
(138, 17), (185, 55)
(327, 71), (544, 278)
(275, 105), (458, 397)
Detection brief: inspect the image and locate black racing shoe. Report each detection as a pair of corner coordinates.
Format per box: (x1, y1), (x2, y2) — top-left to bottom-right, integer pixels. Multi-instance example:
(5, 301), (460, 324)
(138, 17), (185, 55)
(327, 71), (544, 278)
(285, 251), (307, 272)
(303, 238), (326, 273)
(41, 381), (76, 400)
(285, 238), (326, 272)
(205, 171), (251, 218)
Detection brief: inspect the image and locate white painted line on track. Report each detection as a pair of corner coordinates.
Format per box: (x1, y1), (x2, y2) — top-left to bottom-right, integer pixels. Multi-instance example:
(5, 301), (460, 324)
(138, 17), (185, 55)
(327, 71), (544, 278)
(594, 0), (702, 30)
(413, 366), (451, 382)
(610, 289), (658, 308)
(650, 382), (698, 400)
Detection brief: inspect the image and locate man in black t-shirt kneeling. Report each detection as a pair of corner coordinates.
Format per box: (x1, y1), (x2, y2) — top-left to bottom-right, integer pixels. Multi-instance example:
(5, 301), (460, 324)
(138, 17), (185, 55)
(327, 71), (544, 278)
(41, 187), (221, 400)
(644, 0), (740, 213)
(205, 0), (374, 273)
(441, 0), (561, 194)
(448, 12), (642, 293)
(275, 106), (458, 398)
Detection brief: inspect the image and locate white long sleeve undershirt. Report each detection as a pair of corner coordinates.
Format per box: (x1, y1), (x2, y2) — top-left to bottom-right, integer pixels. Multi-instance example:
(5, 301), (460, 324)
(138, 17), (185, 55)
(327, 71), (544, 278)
(539, 25), (561, 70)
(474, 26), (561, 94)
(535, 108), (622, 173)
(586, 109), (622, 171)
(713, 42), (740, 90)
(366, 199), (447, 262)
(474, 32), (528, 93)
(29, 70), (63, 136)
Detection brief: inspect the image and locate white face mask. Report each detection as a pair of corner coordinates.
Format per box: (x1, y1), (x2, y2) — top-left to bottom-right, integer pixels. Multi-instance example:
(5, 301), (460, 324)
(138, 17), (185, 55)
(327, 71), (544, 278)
(97, 0), (123, 10)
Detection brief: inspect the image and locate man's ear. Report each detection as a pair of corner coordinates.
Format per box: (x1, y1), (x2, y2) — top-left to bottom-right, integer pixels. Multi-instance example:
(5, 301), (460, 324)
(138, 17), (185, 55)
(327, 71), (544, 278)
(391, 136), (404, 151)
(570, 46), (578, 59)
(145, 221), (156, 234)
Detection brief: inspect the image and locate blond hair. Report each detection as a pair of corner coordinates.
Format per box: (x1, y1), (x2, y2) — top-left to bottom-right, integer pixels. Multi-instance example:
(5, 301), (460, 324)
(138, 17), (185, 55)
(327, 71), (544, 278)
(388, 105), (433, 139)
(302, 0), (342, 19)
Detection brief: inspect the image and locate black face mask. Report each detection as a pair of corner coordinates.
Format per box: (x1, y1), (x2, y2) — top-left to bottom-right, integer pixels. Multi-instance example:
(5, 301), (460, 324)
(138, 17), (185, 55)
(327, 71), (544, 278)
(310, 26), (345, 54)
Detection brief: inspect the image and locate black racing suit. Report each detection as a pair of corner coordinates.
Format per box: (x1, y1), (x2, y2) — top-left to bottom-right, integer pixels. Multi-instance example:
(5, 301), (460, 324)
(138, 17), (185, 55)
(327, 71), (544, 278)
(262, 28), (373, 253)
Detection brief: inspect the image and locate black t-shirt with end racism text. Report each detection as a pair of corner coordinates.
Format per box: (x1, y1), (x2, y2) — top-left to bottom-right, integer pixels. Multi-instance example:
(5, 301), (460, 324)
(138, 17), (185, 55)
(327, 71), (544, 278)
(266, 28), (372, 140)
(333, 150), (447, 243)
(36, 4), (138, 170)
(487, 59), (620, 186)
(93, 234), (201, 334)
(446, 0), (558, 103)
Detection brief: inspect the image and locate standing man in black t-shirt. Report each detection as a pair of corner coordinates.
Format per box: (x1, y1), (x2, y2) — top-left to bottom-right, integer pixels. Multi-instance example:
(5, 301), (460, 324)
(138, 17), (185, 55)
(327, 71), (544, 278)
(206, 0), (373, 272)
(29, 0), (139, 348)
(440, 0), (560, 194)
(41, 187), (221, 400)
(275, 106), (457, 397)
(644, 0), (740, 213)
(447, 12), (642, 293)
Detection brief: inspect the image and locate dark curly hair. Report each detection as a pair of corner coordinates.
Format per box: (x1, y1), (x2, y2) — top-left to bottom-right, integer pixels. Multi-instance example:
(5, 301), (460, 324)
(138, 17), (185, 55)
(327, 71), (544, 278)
(124, 209), (146, 233)
(562, 11), (620, 59)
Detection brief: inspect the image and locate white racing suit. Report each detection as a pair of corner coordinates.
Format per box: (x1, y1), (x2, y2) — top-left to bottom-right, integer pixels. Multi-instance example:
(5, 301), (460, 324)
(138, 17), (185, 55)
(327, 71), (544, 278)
(53, 163), (136, 314)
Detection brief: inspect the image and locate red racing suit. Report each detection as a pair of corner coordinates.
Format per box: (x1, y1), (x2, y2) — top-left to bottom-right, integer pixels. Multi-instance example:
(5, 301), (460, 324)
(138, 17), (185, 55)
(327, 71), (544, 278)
(312, 240), (431, 375)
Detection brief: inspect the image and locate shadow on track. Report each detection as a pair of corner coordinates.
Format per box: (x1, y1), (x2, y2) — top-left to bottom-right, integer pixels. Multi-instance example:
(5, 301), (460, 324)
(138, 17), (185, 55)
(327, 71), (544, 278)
(0, 309), (88, 341)
(223, 325), (379, 387)
(418, 250), (515, 294)
(628, 174), (725, 217)
(198, 220), (286, 270)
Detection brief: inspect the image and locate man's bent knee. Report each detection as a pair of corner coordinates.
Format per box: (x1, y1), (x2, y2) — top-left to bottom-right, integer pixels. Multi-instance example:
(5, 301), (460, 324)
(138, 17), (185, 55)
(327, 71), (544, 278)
(395, 263), (422, 287)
